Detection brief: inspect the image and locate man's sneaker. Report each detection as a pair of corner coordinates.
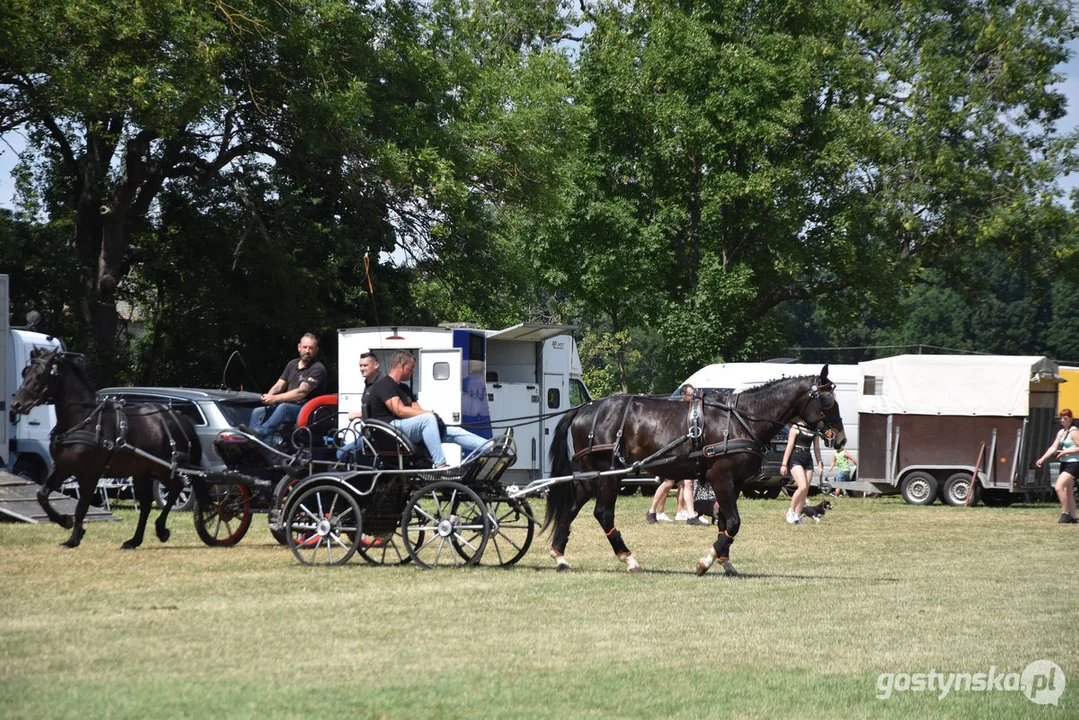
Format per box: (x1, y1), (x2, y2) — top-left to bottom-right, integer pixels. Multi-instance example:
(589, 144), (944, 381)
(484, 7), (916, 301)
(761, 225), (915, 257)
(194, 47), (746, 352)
(1060, 513), (1078, 524)
(646, 512), (658, 524)
(237, 423), (254, 435)
(655, 512), (672, 522)
(785, 508), (799, 524)
(674, 511), (689, 521)
(686, 515), (709, 526)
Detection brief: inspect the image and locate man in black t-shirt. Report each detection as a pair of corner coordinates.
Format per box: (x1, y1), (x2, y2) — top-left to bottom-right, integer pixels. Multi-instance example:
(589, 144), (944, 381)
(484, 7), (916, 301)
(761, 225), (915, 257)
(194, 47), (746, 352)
(336, 352), (382, 461)
(244, 333), (327, 439)
(367, 350), (487, 467)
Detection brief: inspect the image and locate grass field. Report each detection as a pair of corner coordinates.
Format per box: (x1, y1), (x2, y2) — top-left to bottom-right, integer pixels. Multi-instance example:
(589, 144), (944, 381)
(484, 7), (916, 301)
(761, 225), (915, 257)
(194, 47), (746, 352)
(1, 493), (1076, 719)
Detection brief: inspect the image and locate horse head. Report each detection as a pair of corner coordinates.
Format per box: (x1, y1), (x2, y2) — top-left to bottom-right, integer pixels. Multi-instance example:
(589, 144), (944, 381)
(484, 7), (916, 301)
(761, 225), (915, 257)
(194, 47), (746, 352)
(11, 348), (63, 414)
(797, 364), (846, 450)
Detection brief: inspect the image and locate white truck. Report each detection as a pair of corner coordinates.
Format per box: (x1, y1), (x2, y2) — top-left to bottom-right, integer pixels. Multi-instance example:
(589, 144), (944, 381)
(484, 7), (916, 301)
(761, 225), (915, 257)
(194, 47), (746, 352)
(1, 274), (64, 483)
(337, 323), (591, 487)
(679, 361), (861, 497)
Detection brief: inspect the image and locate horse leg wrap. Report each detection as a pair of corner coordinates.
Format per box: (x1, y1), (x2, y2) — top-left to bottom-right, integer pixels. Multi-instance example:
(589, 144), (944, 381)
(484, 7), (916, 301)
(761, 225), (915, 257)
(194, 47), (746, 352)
(605, 527), (630, 557)
(712, 531), (738, 576)
(712, 530), (734, 563)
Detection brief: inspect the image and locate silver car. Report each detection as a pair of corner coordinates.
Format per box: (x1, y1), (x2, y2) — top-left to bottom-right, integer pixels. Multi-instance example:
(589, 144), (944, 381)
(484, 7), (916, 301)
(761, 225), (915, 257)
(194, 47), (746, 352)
(96, 387), (263, 509)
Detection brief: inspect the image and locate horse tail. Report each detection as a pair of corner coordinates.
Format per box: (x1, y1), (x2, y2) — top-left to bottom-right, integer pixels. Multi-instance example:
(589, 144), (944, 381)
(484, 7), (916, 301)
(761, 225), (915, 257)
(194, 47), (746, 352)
(542, 406), (582, 534)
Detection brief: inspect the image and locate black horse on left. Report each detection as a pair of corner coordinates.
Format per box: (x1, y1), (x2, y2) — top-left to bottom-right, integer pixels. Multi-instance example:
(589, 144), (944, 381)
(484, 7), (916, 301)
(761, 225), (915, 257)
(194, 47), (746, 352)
(11, 348), (202, 549)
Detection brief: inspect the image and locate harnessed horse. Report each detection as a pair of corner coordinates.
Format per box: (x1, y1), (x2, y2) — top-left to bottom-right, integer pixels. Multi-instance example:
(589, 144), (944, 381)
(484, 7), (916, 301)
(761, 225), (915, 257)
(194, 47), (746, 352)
(543, 366), (846, 575)
(10, 349), (202, 549)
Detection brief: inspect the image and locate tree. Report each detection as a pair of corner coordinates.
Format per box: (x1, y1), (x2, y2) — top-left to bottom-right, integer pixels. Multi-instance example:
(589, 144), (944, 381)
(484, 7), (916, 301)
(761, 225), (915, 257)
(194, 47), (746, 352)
(543, 0), (1078, 382)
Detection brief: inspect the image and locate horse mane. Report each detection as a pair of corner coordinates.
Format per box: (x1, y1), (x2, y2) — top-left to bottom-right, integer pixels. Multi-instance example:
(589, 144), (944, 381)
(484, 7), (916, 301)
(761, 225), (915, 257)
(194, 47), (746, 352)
(735, 375), (814, 405)
(58, 353), (97, 392)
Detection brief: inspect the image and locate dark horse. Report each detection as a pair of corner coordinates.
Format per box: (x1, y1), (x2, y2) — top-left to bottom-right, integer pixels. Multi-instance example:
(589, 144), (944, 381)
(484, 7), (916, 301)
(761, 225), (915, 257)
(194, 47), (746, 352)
(10, 348), (202, 549)
(544, 366), (845, 575)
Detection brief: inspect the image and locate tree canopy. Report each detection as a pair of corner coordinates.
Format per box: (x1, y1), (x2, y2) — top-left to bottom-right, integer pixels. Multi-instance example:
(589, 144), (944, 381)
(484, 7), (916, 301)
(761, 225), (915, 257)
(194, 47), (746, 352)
(2, 0), (1078, 391)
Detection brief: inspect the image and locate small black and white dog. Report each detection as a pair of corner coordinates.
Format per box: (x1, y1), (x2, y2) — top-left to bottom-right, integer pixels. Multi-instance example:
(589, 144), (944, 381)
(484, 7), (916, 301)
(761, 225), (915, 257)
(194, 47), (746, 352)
(800, 499), (834, 523)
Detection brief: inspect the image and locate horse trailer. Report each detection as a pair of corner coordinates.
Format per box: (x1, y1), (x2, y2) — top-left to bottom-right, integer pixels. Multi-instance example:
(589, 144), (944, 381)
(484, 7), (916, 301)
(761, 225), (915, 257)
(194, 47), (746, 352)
(679, 361), (861, 497)
(856, 354), (1059, 506)
(337, 323), (591, 487)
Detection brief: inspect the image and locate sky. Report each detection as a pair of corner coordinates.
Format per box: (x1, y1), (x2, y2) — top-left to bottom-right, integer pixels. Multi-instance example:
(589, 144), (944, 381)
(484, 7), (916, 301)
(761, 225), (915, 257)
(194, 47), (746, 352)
(3, 42), (1079, 207)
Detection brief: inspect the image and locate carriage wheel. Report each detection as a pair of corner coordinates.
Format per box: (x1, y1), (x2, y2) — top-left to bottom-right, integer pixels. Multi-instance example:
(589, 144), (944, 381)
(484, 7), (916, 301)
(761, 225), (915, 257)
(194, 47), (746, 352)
(154, 477), (194, 512)
(357, 529), (415, 565)
(193, 483), (252, 547)
(453, 497), (535, 567)
(401, 481), (490, 569)
(285, 484), (362, 566)
(268, 475), (302, 545)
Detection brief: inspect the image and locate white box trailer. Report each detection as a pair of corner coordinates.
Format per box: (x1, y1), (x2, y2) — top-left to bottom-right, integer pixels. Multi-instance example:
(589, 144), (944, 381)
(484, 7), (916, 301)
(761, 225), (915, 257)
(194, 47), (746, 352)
(857, 354), (1059, 506)
(1, 274), (65, 483)
(337, 323), (591, 486)
(680, 362), (861, 497)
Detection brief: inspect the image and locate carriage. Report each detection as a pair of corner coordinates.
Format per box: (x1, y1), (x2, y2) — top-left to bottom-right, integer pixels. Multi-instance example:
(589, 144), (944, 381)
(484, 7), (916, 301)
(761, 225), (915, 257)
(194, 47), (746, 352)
(183, 397), (535, 568)
(273, 419), (531, 568)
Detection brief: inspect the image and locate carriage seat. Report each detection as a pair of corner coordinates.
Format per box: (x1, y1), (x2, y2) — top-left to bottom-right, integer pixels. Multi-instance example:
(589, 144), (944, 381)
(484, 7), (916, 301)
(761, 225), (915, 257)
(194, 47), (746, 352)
(340, 418), (433, 469)
(279, 394), (338, 451)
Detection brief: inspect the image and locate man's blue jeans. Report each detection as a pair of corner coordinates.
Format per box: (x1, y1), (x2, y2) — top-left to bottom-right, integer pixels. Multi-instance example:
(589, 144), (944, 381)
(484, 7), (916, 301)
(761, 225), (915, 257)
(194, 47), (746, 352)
(249, 402), (302, 438)
(392, 414), (488, 466)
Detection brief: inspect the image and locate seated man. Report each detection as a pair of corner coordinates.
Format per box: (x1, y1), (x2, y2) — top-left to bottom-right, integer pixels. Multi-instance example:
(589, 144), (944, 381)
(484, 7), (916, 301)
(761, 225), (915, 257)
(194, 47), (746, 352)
(336, 351), (382, 461)
(367, 350), (488, 468)
(244, 333), (327, 440)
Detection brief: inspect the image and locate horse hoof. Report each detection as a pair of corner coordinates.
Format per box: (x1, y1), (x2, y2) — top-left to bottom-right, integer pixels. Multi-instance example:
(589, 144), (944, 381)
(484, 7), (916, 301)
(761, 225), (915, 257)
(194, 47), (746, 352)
(157, 528), (171, 543)
(723, 561), (739, 577)
(120, 541), (138, 550)
(556, 564), (571, 573)
(59, 541), (78, 549)
(696, 559), (710, 576)
(59, 516), (74, 530)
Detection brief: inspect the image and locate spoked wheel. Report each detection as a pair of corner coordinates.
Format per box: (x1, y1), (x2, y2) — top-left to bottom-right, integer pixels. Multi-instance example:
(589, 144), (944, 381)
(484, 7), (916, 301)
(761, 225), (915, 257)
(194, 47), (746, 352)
(268, 476), (302, 545)
(401, 481), (490, 569)
(154, 477), (194, 512)
(357, 528), (415, 565)
(455, 497), (535, 566)
(193, 483), (253, 547)
(285, 484), (362, 566)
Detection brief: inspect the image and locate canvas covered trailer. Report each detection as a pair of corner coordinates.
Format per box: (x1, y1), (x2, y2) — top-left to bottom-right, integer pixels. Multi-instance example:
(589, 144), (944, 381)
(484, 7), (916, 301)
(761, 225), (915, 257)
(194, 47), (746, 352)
(857, 354), (1060, 506)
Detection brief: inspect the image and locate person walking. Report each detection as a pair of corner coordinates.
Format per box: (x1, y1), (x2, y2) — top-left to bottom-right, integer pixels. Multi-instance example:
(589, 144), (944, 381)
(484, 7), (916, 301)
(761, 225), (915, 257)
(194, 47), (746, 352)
(1036, 408), (1079, 523)
(646, 384), (709, 526)
(781, 424), (823, 525)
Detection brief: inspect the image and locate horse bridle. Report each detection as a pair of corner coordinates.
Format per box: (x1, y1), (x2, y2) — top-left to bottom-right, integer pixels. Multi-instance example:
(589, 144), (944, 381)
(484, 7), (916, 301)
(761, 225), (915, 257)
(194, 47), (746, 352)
(801, 381), (840, 443)
(17, 354), (62, 409)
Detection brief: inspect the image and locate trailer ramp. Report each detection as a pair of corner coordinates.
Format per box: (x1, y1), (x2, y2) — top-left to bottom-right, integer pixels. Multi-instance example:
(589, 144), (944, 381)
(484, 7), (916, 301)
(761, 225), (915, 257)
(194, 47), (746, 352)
(0, 471), (119, 523)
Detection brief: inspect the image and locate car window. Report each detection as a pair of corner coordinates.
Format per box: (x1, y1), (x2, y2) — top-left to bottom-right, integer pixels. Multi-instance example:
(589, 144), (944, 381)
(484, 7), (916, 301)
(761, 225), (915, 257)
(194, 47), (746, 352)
(217, 401), (259, 427)
(99, 393), (207, 427)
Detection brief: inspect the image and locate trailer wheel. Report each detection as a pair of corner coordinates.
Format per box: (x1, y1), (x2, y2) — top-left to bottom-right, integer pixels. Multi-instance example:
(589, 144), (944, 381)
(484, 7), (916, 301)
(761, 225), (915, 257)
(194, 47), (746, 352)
(900, 471), (938, 505)
(942, 473), (980, 507)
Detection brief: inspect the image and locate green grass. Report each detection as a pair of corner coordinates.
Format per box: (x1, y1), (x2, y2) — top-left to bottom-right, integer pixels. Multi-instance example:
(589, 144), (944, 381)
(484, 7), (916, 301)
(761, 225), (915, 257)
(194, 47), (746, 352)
(0, 494), (1076, 719)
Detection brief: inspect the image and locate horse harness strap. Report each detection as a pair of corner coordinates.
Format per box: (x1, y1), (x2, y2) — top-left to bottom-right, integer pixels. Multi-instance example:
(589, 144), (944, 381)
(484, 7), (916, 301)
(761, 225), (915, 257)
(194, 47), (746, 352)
(576, 395), (637, 467)
(51, 399), (190, 478)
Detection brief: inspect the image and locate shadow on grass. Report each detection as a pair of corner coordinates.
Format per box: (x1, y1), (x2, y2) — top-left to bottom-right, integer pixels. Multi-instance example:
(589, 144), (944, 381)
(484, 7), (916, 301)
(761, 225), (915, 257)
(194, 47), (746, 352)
(504, 561), (901, 582)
